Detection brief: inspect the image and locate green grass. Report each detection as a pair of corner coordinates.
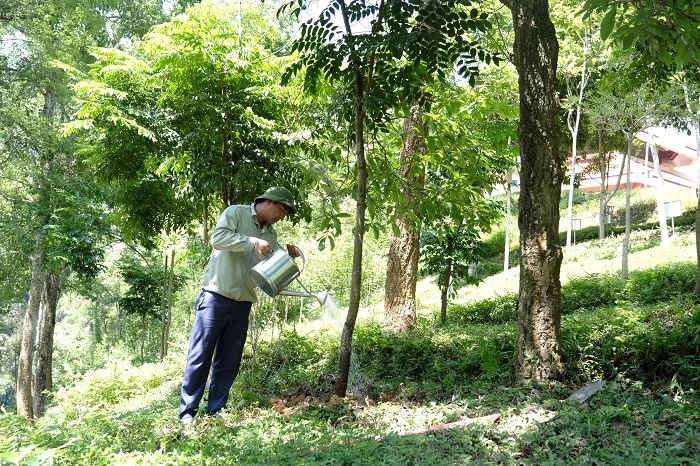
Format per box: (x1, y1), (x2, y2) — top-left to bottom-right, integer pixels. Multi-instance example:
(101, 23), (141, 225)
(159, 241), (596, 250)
(1, 365), (698, 465)
(1, 290), (697, 465)
(1, 186), (699, 465)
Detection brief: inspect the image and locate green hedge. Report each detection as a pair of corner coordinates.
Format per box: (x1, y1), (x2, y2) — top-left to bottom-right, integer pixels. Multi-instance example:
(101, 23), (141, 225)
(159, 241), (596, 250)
(447, 262), (696, 325)
(625, 262), (696, 305)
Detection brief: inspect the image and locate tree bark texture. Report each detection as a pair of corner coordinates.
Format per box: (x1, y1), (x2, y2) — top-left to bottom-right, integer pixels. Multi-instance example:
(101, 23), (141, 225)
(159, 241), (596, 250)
(33, 273), (61, 417)
(508, 0), (565, 383)
(383, 104), (426, 333)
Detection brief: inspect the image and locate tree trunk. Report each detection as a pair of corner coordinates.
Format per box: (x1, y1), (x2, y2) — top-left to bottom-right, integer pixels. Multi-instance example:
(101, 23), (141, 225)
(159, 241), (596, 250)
(695, 124), (700, 294)
(595, 132), (614, 239)
(160, 253), (168, 360)
(440, 238), (455, 324)
(564, 35), (588, 249)
(696, 194), (700, 296)
(383, 103), (426, 333)
(335, 66), (367, 397)
(565, 148), (576, 249)
(17, 253), (44, 419)
(622, 136), (633, 280)
(649, 143), (669, 246)
(504, 172), (513, 271)
(681, 79), (700, 296)
(334, 0), (384, 397)
(598, 194), (607, 239)
(597, 142), (625, 240)
(164, 249), (175, 358)
(33, 273), (61, 418)
(507, 0), (565, 383)
(141, 312), (146, 365)
(597, 131), (608, 240)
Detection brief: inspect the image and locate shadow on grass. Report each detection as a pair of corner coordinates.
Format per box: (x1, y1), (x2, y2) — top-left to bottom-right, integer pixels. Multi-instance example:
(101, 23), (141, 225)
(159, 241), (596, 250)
(162, 381), (700, 466)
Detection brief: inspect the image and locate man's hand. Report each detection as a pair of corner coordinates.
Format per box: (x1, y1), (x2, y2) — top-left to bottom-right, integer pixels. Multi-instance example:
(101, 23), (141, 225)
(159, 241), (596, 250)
(286, 244), (301, 258)
(254, 238), (273, 257)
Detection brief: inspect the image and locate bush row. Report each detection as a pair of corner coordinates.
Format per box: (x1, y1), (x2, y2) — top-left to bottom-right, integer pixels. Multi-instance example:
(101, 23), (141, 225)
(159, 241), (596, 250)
(349, 298), (699, 400)
(448, 261), (696, 325)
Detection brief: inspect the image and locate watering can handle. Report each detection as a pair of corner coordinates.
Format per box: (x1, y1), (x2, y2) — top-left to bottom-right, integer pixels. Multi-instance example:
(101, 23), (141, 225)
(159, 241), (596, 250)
(294, 247), (306, 274)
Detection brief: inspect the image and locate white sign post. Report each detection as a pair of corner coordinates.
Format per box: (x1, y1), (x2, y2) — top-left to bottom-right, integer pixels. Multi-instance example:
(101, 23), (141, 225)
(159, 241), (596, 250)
(663, 200), (682, 235)
(571, 218), (582, 245)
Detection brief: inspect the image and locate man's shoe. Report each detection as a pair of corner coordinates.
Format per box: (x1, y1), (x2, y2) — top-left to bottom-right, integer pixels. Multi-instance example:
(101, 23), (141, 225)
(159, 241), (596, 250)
(180, 414), (194, 425)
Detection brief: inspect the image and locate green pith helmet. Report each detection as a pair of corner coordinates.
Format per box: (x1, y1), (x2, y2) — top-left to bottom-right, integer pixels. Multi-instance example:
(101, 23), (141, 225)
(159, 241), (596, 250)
(254, 186), (296, 214)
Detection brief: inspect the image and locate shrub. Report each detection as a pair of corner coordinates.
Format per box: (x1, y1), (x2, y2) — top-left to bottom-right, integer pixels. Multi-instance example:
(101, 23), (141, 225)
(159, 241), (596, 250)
(625, 262), (695, 304)
(50, 357), (182, 413)
(353, 322), (516, 400)
(561, 301), (700, 387)
(561, 273), (625, 314)
(447, 293), (518, 325)
(242, 330), (337, 399)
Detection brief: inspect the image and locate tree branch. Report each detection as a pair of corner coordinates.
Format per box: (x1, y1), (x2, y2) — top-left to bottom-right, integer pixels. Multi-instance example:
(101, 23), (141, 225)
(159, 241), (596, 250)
(668, 20), (700, 69)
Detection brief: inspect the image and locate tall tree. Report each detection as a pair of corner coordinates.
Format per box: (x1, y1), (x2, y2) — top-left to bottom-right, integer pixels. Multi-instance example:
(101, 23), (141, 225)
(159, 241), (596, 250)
(381, 1), (500, 332)
(69, 1), (313, 242)
(1, 0), (164, 419)
(582, 0), (700, 293)
(282, 0), (499, 394)
(588, 84), (666, 280)
(500, 0), (565, 382)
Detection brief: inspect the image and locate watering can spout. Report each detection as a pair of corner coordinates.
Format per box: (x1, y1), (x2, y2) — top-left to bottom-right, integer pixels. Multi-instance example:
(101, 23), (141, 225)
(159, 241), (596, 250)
(315, 290), (329, 306)
(277, 289), (328, 306)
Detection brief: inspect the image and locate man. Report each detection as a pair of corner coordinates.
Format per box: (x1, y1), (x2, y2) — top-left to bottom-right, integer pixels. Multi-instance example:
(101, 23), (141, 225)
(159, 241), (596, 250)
(179, 186), (300, 423)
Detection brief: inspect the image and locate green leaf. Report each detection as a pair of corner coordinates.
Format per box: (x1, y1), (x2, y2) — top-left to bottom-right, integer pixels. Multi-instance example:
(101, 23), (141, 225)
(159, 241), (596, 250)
(600, 5), (617, 41)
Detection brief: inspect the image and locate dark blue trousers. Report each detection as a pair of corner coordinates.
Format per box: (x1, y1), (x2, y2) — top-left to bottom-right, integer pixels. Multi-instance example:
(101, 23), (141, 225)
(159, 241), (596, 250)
(179, 289), (251, 419)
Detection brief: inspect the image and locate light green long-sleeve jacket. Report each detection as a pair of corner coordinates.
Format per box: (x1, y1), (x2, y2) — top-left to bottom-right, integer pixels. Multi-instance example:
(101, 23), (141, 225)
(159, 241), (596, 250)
(201, 203), (278, 302)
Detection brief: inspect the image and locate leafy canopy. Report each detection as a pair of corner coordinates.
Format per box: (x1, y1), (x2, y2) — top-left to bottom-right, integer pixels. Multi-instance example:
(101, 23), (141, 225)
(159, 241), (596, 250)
(68, 0), (316, 246)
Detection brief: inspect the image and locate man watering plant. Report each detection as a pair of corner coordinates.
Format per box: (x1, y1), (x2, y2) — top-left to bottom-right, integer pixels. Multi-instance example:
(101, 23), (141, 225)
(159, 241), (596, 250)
(179, 186), (300, 424)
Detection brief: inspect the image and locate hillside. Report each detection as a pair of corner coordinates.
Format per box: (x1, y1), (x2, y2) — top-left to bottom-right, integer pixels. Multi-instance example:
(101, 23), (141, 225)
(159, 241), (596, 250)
(416, 186), (698, 310)
(0, 186), (698, 465)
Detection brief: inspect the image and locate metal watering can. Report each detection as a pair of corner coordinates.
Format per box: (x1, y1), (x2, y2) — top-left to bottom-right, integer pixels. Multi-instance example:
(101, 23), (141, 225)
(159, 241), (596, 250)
(250, 247), (328, 306)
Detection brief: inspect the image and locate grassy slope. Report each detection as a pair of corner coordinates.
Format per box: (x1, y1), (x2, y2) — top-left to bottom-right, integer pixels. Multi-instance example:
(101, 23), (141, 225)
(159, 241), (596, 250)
(417, 186), (698, 309)
(1, 186), (699, 465)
